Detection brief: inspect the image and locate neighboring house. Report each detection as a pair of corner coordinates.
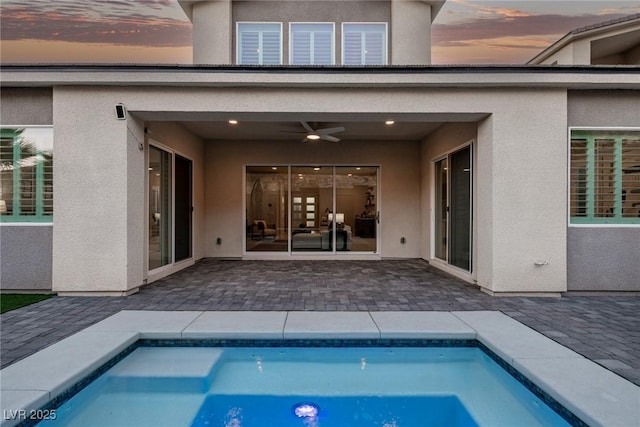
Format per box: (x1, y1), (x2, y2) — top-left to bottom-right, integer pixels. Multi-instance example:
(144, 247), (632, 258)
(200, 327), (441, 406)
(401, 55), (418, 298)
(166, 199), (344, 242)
(1, 0), (638, 296)
(529, 13), (640, 65)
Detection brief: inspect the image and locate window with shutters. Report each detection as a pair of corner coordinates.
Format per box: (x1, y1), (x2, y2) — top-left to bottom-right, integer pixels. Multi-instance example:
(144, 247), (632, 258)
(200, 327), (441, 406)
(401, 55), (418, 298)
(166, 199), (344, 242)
(0, 127), (54, 222)
(570, 129), (640, 225)
(290, 23), (334, 65)
(237, 22), (282, 65)
(342, 23), (387, 65)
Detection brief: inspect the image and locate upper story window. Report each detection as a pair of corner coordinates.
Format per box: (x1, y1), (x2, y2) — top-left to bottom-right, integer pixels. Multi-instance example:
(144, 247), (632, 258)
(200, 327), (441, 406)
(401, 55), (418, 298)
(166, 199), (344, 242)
(290, 23), (335, 65)
(570, 129), (640, 225)
(237, 22), (282, 65)
(342, 23), (387, 65)
(0, 126), (54, 223)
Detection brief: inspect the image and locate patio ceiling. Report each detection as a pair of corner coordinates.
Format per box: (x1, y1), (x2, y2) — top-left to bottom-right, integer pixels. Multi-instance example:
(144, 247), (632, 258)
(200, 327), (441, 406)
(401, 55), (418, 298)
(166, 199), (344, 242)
(138, 112), (488, 142)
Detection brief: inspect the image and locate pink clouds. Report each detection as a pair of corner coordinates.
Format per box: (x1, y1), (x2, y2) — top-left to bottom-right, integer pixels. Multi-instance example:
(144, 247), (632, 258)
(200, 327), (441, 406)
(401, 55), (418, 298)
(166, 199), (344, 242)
(0, 0), (191, 47)
(430, 12), (636, 63)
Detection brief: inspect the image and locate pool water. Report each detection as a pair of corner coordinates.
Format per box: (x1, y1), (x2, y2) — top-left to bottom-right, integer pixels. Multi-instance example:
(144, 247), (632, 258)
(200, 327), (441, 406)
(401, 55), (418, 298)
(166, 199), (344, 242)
(39, 346), (571, 426)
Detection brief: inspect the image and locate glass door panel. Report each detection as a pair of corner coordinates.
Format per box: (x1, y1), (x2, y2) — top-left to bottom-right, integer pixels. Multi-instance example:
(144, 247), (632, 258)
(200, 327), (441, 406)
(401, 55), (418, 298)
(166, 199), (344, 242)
(174, 155), (192, 262)
(246, 166), (288, 252)
(449, 146), (472, 271)
(336, 166), (378, 252)
(148, 145), (172, 270)
(434, 158), (447, 260)
(291, 166), (332, 252)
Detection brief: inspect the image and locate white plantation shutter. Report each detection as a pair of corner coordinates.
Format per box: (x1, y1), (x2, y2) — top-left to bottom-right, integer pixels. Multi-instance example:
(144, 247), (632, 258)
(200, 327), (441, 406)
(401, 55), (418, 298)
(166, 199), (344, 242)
(291, 23), (334, 65)
(570, 130), (640, 224)
(237, 23), (282, 65)
(342, 23), (387, 65)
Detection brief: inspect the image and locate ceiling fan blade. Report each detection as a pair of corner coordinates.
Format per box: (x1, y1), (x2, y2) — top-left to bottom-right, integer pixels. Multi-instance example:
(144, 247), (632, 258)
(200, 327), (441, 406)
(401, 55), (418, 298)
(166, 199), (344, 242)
(321, 134), (341, 143)
(300, 121), (314, 132)
(315, 126), (345, 134)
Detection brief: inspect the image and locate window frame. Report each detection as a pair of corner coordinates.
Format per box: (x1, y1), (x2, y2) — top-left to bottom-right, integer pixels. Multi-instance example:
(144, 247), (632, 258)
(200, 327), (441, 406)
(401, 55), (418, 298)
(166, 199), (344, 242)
(289, 22), (335, 66)
(236, 21), (283, 65)
(0, 125), (54, 224)
(341, 22), (388, 66)
(568, 127), (640, 227)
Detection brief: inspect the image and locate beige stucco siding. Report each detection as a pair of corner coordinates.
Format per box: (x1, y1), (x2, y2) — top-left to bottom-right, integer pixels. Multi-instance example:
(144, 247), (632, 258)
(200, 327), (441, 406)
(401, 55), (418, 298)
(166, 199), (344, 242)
(1, 88), (53, 125)
(52, 87), (137, 294)
(47, 84), (570, 294)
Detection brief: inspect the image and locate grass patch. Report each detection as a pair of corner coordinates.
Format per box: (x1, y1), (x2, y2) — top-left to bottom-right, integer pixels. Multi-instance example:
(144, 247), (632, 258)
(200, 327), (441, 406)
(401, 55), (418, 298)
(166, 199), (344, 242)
(1, 294), (54, 314)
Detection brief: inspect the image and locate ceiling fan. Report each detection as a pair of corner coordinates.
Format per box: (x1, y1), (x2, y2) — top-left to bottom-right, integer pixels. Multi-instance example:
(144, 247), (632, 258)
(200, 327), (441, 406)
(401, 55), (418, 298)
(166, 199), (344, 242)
(283, 121), (346, 143)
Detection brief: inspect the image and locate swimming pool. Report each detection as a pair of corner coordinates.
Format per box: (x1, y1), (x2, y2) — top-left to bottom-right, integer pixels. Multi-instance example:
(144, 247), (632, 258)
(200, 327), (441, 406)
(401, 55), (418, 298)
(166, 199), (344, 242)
(38, 343), (573, 426)
(3, 311), (637, 427)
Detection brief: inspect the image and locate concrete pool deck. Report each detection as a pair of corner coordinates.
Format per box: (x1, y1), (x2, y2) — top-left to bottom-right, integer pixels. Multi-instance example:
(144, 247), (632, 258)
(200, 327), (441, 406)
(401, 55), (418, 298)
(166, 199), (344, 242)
(1, 310), (639, 427)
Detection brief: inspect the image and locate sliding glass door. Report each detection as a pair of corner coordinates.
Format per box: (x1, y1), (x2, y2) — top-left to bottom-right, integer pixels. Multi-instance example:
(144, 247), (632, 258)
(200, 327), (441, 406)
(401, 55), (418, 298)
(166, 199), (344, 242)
(336, 166), (377, 252)
(245, 165), (379, 254)
(434, 145), (472, 271)
(148, 144), (193, 271)
(149, 146), (172, 270)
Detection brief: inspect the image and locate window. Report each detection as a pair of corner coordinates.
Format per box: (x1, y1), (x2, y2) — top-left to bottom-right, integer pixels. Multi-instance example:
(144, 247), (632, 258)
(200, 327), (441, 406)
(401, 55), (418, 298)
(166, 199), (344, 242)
(290, 23), (334, 65)
(237, 22), (282, 65)
(570, 129), (640, 225)
(342, 23), (387, 65)
(0, 127), (53, 222)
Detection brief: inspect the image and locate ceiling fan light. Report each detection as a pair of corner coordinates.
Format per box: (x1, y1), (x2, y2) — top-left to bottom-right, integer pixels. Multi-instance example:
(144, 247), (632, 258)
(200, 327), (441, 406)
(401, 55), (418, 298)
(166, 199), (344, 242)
(307, 134), (321, 140)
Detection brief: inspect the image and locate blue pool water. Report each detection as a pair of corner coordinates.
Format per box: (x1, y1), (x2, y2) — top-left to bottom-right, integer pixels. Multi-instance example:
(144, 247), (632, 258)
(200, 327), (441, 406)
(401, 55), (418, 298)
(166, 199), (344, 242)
(39, 346), (572, 426)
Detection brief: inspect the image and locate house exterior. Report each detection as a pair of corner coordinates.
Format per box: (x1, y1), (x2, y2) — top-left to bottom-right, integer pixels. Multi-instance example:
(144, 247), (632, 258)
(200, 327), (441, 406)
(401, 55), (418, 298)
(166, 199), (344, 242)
(1, 0), (639, 296)
(529, 13), (640, 65)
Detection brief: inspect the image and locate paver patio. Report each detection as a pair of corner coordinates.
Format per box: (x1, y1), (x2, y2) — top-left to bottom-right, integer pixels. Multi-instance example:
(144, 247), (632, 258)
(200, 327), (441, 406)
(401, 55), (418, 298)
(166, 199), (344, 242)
(1, 259), (639, 386)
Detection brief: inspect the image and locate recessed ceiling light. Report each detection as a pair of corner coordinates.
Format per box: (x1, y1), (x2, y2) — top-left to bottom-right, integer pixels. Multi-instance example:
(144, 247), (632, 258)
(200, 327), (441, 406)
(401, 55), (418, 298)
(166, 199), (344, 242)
(356, 167), (361, 170)
(148, 167), (153, 171)
(228, 119), (238, 125)
(385, 120), (395, 125)
(272, 167), (278, 170)
(348, 173), (353, 176)
(313, 167), (320, 171)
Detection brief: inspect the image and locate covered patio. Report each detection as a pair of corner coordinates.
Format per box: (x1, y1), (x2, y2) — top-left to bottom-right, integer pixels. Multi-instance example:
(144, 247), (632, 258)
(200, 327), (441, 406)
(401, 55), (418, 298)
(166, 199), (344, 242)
(1, 259), (639, 386)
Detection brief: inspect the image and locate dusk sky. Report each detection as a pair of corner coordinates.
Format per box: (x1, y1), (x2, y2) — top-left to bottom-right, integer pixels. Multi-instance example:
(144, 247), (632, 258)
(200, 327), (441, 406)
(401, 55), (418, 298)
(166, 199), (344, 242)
(1, 0), (639, 65)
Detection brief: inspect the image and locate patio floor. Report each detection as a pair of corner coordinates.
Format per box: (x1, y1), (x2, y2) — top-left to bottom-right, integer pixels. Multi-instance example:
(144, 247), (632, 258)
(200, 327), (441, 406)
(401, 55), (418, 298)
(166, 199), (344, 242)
(1, 259), (639, 385)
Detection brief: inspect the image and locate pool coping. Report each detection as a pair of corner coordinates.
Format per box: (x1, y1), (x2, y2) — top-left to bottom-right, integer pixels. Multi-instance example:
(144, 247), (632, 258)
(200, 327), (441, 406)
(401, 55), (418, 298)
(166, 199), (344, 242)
(1, 310), (638, 427)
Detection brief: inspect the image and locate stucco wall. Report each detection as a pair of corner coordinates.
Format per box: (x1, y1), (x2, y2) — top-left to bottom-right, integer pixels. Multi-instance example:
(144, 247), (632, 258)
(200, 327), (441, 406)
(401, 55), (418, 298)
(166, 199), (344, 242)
(52, 87), (145, 294)
(204, 139), (422, 258)
(0, 226), (52, 291)
(568, 228), (640, 291)
(0, 88), (53, 125)
(193, 0), (231, 64)
(567, 90), (640, 291)
(1, 88), (53, 291)
(43, 84), (571, 294)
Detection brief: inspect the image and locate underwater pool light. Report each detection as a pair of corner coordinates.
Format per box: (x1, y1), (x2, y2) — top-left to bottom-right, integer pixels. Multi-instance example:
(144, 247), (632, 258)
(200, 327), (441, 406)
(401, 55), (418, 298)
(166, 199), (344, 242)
(293, 402), (319, 418)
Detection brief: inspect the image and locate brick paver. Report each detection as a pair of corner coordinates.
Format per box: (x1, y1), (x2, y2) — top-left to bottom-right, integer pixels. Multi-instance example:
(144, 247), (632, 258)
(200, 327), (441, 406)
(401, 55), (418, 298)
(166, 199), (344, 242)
(1, 259), (639, 385)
